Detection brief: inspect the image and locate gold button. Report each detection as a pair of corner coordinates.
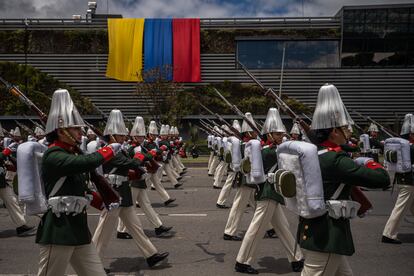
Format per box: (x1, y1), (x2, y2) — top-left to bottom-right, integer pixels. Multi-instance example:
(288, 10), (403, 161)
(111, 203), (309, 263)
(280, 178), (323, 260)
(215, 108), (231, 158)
(304, 225), (309, 230)
(303, 235), (307, 240)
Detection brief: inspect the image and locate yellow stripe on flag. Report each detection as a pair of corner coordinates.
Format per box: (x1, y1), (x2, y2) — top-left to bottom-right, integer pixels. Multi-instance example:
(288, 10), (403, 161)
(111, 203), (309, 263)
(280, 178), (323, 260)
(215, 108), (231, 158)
(106, 18), (144, 82)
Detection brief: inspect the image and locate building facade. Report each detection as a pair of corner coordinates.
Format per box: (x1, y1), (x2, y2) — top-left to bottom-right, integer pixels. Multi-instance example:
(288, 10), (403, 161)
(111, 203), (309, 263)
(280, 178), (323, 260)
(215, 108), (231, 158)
(0, 4), (413, 125)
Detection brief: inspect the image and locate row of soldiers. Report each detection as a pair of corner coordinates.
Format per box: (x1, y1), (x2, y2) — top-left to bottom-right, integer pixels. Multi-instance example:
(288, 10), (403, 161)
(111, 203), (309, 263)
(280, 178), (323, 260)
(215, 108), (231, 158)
(0, 88), (188, 275)
(205, 83), (413, 275)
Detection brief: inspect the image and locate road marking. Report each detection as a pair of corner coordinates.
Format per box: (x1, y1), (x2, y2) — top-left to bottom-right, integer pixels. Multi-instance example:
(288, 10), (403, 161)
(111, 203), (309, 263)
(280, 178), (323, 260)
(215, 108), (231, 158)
(88, 213), (207, 217)
(166, 189), (198, 192)
(166, 213), (207, 217)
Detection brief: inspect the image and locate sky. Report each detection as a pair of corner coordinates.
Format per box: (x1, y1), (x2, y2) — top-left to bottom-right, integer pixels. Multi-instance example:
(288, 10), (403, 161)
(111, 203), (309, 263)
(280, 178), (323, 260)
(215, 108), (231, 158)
(0, 0), (412, 19)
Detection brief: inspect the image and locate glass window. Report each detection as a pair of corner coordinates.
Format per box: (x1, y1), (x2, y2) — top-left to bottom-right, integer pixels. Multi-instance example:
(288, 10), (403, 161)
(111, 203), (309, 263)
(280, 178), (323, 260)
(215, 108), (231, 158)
(237, 40), (339, 69)
(342, 39), (365, 52)
(388, 8), (409, 23)
(285, 41), (339, 68)
(341, 7), (413, 67)
(237, 40), (284, 69)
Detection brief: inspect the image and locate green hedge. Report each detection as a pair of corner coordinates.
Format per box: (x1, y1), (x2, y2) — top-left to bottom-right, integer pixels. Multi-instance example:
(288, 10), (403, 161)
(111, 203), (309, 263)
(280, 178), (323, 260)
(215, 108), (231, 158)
(158, 81), (312, 124)
(0, 28), (340, 54)
(0, 61), (97, 115)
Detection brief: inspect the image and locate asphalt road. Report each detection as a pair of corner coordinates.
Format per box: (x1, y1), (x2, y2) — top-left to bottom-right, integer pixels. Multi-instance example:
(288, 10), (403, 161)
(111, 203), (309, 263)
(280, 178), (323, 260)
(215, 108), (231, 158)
(1, 167), (414, 275)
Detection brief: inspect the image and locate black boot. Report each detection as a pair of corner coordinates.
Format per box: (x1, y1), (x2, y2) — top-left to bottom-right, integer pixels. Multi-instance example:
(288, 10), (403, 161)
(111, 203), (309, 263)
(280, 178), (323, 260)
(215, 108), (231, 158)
(117, 232), (133, 239)
(265, 229), (277, 238)
(216, 203), (229, 209)
(164, 198), (176, 206)
(382, 235), (402, 244)
(235, 262), (258, 274)
(223, 233), (242, 241)
(155, 225), (173, 236)
(174, 183), (183, 188)
(291, 259), (304, 272)
(16, 225), (36, 237)
(147, 252), (169, 268)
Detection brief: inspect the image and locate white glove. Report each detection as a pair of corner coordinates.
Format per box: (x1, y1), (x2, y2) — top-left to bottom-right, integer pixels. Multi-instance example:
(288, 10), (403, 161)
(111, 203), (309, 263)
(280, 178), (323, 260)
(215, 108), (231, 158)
(7, 142), (19, 152)
(109, 143), (122, 154)
(354, 157), (373, 166)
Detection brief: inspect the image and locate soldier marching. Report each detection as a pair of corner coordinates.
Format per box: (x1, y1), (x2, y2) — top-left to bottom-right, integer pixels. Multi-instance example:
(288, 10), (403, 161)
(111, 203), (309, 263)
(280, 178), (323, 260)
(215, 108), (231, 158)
(2, 78), (414, 276)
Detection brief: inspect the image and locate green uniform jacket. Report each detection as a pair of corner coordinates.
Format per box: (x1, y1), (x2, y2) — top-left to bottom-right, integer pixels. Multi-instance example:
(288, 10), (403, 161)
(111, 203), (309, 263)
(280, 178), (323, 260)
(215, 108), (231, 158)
(36, 146), (105, 246)
(256, 144), (284, 204)
(127, 145), (147, 189)
(298, 144), (390, 256)
(103, 150), (143, 207)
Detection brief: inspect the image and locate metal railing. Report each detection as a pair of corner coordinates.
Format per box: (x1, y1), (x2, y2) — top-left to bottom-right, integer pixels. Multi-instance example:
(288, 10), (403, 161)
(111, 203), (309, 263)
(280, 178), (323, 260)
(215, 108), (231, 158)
(0, 16), (340, 30)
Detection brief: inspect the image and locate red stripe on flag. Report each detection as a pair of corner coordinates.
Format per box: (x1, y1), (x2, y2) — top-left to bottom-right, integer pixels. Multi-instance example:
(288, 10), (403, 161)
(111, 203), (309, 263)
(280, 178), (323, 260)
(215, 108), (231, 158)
(172, 18), (201, 82)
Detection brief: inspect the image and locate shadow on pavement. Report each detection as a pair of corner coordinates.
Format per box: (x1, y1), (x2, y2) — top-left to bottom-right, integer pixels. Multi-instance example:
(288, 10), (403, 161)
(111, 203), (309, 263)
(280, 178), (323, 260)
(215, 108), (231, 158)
(108, 256), (171, 274)
(0, 229), (16, 238)
(257, 257), (292, 274)
(398, 233), (414, 243)
(195, 241), (226, 263)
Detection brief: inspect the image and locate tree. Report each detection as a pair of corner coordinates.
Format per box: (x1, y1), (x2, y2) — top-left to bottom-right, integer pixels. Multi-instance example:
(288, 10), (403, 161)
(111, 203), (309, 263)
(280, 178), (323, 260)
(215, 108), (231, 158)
(135, 65), (183, 124)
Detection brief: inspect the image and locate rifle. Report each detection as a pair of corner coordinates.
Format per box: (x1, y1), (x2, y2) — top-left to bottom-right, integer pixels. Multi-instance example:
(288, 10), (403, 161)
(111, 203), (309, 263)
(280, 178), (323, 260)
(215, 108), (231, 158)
(198, 102), (243, 139)
(14, 120), (34, 135)
(352, 110), (398, 137)
(212, 87), (263, 135)
(237, 64), (373, 217)
(0, 76), (48, 123)
(237, 61), (311, 135)
(202, 118), (235, 138)
(0, 76), (120, 210)
(199, 119), (222, 137)
(24, 115), (46, 130)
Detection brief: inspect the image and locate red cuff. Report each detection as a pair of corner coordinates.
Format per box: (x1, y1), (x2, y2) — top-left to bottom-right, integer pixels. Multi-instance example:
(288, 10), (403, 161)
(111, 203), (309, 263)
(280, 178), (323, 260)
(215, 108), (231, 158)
(2, 148), (11, 156)
(160, 145), (168, 151)
(90, 191), (104, 210)
(97, 146), (114, 162)
(134, 152), (145, 162)
(149, 149), (157, 158)
(365, 160), (383, 170)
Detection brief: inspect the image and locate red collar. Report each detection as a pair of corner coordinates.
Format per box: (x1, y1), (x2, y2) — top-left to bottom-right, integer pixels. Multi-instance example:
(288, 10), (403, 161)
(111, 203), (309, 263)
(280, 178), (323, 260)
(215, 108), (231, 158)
(49, 140), (78, 153)
(243, 137), (251, 143)
(320, 140), (342, 152)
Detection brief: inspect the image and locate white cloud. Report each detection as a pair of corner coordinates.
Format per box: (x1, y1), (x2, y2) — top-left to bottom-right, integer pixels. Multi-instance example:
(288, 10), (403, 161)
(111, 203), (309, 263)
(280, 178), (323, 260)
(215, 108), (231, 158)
(0, 0), (412, 18)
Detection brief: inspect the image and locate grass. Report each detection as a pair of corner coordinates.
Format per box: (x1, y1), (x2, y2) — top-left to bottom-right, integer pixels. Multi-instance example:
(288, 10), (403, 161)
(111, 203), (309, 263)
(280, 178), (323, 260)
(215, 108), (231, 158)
(180, 155), (209, 164)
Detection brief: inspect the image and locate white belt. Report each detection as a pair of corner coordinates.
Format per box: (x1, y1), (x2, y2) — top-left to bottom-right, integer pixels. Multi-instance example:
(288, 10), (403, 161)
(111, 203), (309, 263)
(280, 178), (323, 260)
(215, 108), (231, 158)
(325, 200), (361, 220)
(48, 195), (92, 217)
(106, 174), (128, 187)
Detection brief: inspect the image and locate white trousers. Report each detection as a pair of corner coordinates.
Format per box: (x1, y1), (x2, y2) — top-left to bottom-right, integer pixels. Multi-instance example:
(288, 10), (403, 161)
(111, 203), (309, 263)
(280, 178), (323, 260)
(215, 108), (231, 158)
(207, 151), (214, 170)
(38, 243), (106, 276)
(208, 156), (220, 175)
(301, 250), (353, 276)
(177, 155), (185, 169)
(117, 187), (163, 231)
(224, 186), (255, 236)
(92, 206), (157, 260)
(213, 161), (228, 188)
(383, 185), (414, 239)
(217, 170), (236, 205)
(171, 155), (183, 174)
(0, 186), (26, 227)
(148, 171), (170, 202)
(163, 163), (178, 186)
(236, 200), (303, 265)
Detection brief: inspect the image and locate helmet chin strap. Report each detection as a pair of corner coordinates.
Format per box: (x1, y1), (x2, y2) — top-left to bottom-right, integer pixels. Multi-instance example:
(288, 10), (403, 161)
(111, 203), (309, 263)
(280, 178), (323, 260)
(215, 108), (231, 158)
(62, 129), (80, 145)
